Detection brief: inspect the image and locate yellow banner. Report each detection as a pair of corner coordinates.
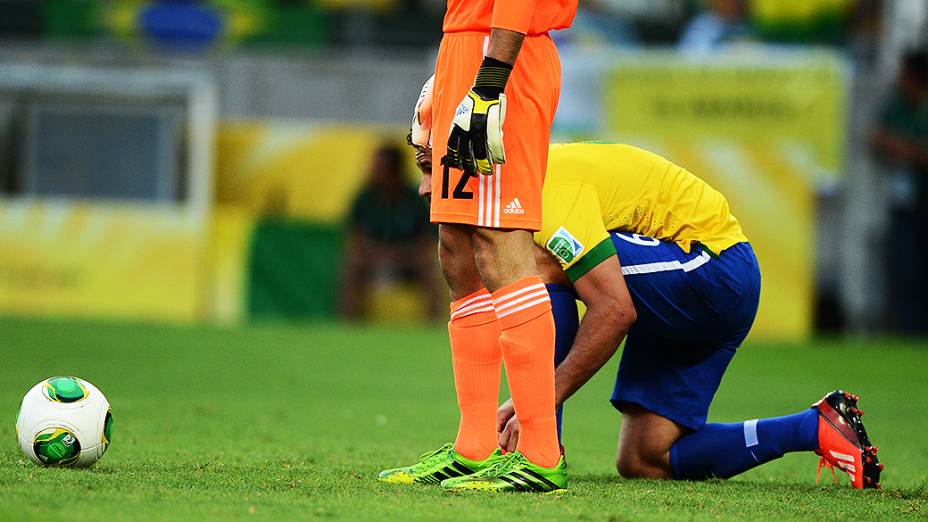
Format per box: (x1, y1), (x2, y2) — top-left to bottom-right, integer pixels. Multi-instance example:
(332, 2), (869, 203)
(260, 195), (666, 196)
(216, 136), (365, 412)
(0, 202), (204, 321)
(204, 207), (255, 323)
(607, 56), (847, 182)
(605, 55), (849, 340)
(216, 121), (411, 223)
(752, 0), (853, 24)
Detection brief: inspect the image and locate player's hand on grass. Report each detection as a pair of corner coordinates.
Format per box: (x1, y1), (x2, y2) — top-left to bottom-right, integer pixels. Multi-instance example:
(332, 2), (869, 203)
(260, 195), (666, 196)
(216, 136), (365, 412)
(442, 58), (511, 176)
(497, 399), (520, 452)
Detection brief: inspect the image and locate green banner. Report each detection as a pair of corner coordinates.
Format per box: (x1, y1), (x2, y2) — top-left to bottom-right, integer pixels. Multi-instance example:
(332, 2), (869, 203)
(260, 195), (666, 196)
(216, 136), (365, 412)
(247, 220), (343, 320)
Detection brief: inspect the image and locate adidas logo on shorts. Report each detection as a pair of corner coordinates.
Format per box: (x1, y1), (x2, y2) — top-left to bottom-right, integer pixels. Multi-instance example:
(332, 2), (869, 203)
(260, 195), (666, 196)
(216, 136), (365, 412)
(503, 198), (526, 215)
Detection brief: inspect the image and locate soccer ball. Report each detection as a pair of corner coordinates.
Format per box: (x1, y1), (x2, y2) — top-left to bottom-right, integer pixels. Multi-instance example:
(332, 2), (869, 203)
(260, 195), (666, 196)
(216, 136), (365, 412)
(15, 376), (113, 467)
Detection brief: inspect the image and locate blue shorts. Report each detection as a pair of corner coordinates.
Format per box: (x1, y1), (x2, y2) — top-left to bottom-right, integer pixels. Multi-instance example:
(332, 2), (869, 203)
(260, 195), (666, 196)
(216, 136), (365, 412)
(609, 233), (761, 431)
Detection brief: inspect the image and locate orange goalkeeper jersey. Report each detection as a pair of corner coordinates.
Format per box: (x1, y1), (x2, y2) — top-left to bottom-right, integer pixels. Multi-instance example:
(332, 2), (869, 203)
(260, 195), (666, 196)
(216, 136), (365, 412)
(443, 0), (577, 35)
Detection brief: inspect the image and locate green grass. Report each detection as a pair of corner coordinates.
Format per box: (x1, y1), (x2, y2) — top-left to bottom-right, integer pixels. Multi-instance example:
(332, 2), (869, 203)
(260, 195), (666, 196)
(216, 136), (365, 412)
(0, 317), (926, 520)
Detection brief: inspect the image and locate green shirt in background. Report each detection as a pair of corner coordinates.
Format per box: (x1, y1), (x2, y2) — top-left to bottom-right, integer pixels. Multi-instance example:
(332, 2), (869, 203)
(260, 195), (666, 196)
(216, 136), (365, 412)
(880, 93), (928, 206)
(348, 186), (431, 244)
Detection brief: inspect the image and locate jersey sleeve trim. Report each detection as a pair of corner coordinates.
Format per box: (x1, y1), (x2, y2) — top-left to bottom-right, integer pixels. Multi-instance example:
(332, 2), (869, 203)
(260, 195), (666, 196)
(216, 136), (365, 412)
(565, 237), (616, 283)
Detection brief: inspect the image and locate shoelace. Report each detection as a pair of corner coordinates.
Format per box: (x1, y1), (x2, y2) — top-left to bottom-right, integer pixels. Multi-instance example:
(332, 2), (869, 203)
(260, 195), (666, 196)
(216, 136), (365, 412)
(413, 443), (454, 469)
(469, 451), (519, 479)
(816, 457), (839, 486)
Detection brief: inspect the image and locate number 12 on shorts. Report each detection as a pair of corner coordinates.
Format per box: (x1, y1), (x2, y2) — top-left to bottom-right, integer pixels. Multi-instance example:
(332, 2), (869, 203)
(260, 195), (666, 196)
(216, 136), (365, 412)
(441, 164), (474, 200)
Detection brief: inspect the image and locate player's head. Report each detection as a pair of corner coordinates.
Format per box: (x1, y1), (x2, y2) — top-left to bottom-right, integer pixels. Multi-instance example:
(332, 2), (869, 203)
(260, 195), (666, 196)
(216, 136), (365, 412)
(406, 132), (433, 203)
(408, 75), (436, 204)
(369, 143), (405, 193)
(709, 0), (745, 19)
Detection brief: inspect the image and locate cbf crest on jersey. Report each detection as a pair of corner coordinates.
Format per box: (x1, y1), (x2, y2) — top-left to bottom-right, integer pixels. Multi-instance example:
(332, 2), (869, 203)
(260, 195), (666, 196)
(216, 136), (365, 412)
(546, 227), (585, 265)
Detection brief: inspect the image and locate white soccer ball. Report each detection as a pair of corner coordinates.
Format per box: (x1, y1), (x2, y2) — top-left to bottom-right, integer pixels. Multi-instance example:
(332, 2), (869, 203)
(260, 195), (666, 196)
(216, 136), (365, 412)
(15, 376), (112, 467)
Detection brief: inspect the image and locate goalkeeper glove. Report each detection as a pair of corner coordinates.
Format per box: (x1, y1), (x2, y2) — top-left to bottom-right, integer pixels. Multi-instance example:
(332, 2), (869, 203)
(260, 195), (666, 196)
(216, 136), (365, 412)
(410, 74), (434, 149)
(443, 57), (511, 176)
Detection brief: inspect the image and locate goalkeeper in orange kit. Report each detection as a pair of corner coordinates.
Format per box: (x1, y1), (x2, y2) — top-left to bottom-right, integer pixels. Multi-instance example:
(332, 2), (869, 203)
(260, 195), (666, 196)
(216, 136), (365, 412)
(378, 0), (578, 493)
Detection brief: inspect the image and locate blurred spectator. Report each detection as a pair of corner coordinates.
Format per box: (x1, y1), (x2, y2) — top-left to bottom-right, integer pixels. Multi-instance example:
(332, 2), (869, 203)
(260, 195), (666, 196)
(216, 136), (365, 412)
(340, 144), (443, 321)
(678, 0), (750, 56)
(848, 0), (883, 67)
(871, 50), (928, 334)
(554, 0), (639, 48)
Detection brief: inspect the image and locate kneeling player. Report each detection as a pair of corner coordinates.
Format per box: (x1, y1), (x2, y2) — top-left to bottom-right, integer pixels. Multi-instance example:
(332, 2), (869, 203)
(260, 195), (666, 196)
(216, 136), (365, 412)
(410, 138), (882, 490)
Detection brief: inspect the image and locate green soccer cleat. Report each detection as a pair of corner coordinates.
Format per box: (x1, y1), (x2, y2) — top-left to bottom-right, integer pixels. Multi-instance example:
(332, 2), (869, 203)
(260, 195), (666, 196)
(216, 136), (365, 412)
(378, 443), (504, 485)
(441, 451), (567, 493)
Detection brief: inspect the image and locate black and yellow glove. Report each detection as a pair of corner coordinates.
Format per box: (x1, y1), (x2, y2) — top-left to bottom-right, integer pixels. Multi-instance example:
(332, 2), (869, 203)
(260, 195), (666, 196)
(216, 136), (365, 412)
(443, 57), (511, 176)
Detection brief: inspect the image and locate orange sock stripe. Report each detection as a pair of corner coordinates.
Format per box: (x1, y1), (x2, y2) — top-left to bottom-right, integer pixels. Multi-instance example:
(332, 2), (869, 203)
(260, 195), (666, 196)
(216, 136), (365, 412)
(451, 301), (494, 320)
(491, 277), (551, 329)
(493, 282), (546, 304)
(451, 289), (496, 326)
(494, 287), (547, 310)
(496, 293), (549, 317)
(453, 290), (492, 310)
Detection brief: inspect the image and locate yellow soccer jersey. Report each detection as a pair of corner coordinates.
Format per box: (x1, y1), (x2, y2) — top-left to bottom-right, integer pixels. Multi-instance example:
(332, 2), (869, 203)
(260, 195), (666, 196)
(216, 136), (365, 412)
(536, 143), (749, 282)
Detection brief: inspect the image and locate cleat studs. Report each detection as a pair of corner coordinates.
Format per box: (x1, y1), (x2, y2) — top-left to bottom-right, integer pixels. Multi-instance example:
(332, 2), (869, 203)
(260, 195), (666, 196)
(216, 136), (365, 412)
(876, 483), (882, 489)
(852, 394), (859, 402)
(850, 407), (858, 414)
(873, 446), (878, 454)
(844, 392), (852, 400)
(859, 410), (864, 417)
(866, 457), (872, 464)
(878, 463), (885, 471)
(865, 477), (872, 484)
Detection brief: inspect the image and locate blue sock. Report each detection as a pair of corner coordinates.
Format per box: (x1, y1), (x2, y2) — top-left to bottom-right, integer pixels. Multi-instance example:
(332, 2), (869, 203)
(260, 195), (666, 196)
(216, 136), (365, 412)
(547, 284), (579, 442)
(670, 408), (820, 480)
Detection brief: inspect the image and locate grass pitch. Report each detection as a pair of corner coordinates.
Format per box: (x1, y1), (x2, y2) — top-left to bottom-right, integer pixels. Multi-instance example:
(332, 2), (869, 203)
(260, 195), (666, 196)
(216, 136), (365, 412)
(0, 317), (926, 521)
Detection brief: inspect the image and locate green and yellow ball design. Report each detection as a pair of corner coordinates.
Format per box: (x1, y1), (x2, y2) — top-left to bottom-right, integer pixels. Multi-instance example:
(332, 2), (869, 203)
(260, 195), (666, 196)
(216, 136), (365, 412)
(102, 410), (114, 449)
(33, 427), (82, 467)
(42, 377), (88, 403)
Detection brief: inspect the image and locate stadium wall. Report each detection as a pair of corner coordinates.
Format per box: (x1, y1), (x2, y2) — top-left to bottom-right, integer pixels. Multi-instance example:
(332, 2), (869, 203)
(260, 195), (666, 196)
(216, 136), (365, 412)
(0, 48), (854, 340)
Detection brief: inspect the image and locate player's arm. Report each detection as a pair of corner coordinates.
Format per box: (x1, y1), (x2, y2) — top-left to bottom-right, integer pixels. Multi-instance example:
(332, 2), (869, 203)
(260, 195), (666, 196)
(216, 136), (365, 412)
(486, 28), (524, 65)
(490, 0), (534, 52)
(872, 128), (928, 169)
(532, 185), (634, 404)
(498, 251), (636, 451)
(553, 255), (636, 406)
(443, 1), (535, 176)
(871, 99), (928, 169)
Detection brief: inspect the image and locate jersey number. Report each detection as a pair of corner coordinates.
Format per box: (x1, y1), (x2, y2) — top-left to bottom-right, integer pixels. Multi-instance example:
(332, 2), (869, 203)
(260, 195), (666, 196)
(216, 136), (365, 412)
(441, 164), (474, 200)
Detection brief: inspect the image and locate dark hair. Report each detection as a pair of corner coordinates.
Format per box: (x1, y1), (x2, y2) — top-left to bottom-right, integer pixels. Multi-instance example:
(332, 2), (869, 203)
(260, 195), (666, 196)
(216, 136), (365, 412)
(375, 144), (404, 173)
(902, 50), (928, 85)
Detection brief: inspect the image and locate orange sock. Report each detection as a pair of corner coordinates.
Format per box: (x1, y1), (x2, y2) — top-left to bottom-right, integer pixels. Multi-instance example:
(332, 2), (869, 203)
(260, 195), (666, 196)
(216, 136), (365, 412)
(449, 289), (502, 461)
(492, 276), (560, 468)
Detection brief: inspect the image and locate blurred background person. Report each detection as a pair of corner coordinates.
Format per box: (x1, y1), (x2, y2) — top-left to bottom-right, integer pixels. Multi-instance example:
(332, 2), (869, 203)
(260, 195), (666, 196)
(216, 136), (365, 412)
(340, 144), (443, 322)
(871, 49), (928, 334)
(555, 0), (639, 48)
(678, 0), (751, 55)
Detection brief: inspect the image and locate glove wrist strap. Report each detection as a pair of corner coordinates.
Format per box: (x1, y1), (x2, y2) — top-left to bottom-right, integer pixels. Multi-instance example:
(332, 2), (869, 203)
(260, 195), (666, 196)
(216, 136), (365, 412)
(473, 57), (513, 99)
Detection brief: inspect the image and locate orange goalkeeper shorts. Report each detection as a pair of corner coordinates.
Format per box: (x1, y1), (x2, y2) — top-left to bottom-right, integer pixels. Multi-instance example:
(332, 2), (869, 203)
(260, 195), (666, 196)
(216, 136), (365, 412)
(430, 31), (561, 231)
